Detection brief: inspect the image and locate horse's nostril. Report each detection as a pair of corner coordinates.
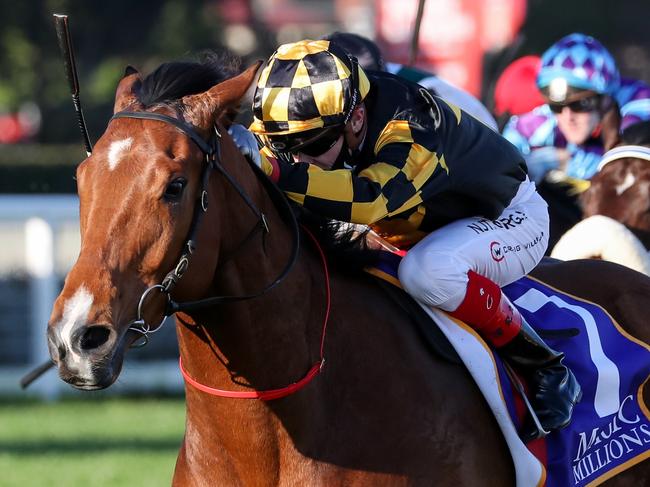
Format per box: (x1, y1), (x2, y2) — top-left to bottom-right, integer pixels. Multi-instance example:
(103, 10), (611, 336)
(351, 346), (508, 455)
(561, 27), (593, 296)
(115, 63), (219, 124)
(79, 326), (112, 351)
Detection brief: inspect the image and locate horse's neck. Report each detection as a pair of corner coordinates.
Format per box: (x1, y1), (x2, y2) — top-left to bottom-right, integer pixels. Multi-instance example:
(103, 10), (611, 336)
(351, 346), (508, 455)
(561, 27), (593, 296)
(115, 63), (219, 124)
(176, 250), (324, 477)
(181, 251), (322, 389)
(175, 159), (325, 463)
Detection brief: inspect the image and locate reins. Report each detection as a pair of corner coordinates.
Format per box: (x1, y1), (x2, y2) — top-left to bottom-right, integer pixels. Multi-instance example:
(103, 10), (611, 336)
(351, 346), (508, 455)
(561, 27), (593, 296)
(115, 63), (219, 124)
(110, 110), (330, 400)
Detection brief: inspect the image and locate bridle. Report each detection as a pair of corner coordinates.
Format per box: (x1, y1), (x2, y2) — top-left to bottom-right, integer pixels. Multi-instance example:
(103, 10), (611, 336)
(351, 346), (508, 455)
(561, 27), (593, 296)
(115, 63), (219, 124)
(110, 111), (302, 343)
(109, 110), (332, 400)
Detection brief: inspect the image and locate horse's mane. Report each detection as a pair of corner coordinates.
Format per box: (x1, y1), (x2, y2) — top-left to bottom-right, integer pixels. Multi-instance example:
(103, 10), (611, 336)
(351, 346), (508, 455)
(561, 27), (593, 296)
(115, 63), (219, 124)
(297, 209), (383, 272)
(137, 51), (242, 108)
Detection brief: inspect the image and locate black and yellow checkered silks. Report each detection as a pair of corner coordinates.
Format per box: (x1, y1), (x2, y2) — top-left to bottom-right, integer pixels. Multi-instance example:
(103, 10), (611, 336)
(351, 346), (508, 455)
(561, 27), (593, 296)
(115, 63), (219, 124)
(250, 40), (370, 136)
(259, 69), (527, 246)
(261, 116), (450, 244)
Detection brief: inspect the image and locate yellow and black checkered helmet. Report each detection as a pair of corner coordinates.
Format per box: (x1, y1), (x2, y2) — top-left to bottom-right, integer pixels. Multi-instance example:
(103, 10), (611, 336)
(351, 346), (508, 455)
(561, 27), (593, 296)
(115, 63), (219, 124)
(250, 39), (370, 140)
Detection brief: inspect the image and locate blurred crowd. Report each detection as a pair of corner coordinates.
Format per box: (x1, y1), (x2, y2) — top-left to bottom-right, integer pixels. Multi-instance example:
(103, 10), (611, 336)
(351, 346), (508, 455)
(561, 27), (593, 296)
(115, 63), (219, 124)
(0, 103), (41, 143)
(238, 27), (650, 189)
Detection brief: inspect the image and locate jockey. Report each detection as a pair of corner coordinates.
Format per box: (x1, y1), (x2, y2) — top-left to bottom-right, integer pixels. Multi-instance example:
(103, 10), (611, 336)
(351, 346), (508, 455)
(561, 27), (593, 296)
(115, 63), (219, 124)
(322, 32), (498, 131)
(503, 33), (650, 183)
(231, 39), (581, 439)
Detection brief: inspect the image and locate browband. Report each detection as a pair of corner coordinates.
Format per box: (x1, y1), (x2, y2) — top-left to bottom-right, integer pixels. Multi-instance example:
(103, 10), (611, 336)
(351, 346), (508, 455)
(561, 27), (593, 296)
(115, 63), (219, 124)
(112, 111), (214, 155)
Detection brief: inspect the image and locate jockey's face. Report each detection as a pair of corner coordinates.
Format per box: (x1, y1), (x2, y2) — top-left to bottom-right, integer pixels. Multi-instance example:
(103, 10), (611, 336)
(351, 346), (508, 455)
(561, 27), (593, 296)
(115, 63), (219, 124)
(295, 104), (367, 170)
(554, 106), (601, 145)
(296, 135), (344, 169)
(548, 91), (602, 145)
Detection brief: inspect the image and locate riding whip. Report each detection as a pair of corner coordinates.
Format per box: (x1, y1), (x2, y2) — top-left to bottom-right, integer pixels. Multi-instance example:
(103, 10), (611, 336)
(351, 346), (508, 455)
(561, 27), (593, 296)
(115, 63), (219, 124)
(20, 14), (87, 390)
(53, 13), (93, 156)
(408, 0), (427, 66)
(20, 359), (54, 390)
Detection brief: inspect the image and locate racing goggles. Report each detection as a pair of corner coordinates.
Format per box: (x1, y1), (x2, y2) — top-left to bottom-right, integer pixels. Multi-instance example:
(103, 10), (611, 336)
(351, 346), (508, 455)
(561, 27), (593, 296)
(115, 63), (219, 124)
(548, 95), (602, 114)
(267, 126), (344, 157)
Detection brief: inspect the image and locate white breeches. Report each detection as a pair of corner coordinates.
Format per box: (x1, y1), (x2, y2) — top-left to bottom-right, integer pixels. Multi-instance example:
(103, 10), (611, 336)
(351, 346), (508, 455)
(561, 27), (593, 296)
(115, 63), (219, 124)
(398, 178), (549, 311)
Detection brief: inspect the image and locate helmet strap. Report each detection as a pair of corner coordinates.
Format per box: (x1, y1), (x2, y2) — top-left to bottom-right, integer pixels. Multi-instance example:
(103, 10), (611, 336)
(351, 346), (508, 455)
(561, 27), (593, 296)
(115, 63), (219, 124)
(591, 123), (602, 139)
(332, 123), (364, 170)
(590, 96), (616, 139)
(331, 135), (352, 169)
(598, 95), (614, 114)
(342, 55), (361, 125)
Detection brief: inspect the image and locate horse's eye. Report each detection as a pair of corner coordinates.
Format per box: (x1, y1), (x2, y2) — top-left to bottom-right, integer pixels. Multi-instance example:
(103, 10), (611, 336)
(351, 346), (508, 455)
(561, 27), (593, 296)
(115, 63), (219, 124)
(164, 178), (187, 200)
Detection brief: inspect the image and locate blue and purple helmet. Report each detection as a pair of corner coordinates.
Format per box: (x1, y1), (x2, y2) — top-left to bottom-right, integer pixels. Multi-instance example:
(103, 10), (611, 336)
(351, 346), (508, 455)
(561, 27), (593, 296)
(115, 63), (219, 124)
(537, 33), (620, 102)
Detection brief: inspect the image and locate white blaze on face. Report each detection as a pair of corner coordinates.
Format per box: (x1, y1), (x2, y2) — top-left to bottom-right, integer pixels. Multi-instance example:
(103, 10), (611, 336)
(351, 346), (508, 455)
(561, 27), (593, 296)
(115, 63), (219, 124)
(59, 286), (94, 374)
(107, 137), (133, 170)
(616, 171), (636, 195)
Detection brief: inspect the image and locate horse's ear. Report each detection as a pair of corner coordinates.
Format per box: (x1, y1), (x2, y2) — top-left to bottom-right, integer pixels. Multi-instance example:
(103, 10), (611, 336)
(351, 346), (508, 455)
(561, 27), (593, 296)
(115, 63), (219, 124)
(113, 67), (142, 113)
(213, 61), (263, 108)
(124, 65), (138, 76)
(182, 61), (262, 131)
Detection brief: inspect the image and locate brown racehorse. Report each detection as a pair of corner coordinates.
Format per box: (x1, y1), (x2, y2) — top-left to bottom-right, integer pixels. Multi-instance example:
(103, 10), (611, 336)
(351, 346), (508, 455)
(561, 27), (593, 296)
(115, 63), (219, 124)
(550, 124), (650, 268)
(46, 57), (650, 486)
(581, 123), (650, 248)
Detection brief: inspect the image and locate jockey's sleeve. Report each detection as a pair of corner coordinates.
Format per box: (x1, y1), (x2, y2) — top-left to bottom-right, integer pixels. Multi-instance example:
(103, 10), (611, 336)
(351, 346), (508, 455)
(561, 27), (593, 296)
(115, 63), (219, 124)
(564, 149), (603, 180)
(502, 116), (532, 156)
(618, 80), (650, 131)
(259, 121), (445, 225)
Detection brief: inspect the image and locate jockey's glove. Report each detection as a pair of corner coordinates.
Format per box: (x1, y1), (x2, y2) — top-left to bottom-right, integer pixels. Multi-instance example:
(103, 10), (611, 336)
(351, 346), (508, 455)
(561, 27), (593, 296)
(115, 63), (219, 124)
(228, 124), (262, 167)
(525, 147), (561, 183)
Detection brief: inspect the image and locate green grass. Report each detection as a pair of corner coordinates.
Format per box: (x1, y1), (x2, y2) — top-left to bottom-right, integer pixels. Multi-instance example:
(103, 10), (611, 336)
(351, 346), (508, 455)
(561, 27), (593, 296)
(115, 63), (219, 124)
(0, 397), (185, 487)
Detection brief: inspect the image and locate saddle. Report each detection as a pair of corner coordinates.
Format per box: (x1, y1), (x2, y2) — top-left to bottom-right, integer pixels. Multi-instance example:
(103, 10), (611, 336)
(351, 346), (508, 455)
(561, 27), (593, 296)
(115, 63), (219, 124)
(364, 241), (650, 487)
(365, 245), (579, 440)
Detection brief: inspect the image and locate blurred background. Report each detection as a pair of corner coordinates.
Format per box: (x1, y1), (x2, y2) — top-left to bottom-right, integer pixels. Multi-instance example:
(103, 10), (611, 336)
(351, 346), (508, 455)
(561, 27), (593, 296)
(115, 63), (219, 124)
(1, 0), (649, 485)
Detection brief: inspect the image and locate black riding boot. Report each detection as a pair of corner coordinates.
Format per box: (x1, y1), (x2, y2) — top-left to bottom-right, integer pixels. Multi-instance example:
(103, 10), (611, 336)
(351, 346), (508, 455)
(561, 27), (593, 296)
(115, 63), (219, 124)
(450, 270), (582, 438)
(500, 319), (582, 434)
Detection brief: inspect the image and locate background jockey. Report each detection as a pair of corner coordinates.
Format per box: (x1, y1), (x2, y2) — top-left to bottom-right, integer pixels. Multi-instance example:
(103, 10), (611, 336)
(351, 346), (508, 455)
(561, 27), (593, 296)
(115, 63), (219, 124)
(503, 33), (650, 184)
(230, 39), (581, 439)
(321, 32), (498, 131)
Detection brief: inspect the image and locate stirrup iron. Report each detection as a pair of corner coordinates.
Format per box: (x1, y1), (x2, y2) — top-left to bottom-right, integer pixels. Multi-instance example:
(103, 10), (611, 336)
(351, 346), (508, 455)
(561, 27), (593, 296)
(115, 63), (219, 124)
(503, 361), (550, 442)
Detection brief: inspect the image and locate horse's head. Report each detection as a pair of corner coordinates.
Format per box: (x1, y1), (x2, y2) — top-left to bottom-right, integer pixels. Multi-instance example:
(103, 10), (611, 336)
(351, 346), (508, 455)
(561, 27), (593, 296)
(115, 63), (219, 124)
(582, 138), (650, 235)
(47, 59), (260, 389)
